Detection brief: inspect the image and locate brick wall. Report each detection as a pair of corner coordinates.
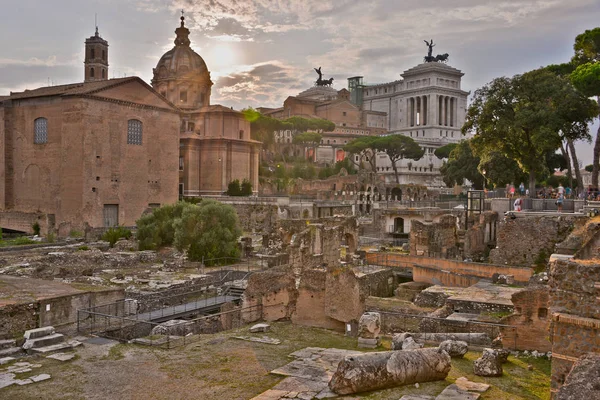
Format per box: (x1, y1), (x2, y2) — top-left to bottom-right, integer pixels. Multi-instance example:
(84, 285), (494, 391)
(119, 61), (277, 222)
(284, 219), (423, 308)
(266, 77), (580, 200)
(549, 259), (600, 396)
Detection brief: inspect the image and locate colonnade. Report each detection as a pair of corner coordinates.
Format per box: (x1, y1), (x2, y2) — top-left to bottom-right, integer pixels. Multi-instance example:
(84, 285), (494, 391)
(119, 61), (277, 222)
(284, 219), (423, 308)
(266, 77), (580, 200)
(407, 95), (459, 127)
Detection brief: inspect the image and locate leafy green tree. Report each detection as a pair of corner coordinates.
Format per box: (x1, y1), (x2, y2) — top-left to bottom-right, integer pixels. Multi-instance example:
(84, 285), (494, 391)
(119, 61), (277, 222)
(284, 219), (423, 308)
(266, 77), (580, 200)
(243, 108), (291, 150)
(173, 200), (242, 263)
(465, 69), (592, 194)
(374, 135), (424, 184)
(586, 164), (594, 172)
(439, 140), (484, 189)
(477, 150), (528, 188)
(293, 131), (323, 162)
(343, 136), (378, 171)
(137, 202), (195, 250)
(434, 143), (458, 159)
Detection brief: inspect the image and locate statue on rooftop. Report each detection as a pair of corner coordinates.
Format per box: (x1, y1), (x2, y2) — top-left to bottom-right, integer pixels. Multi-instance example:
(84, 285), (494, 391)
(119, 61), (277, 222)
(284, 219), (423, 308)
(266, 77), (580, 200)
(314, 67), (334, 87)
(423, 40), (449, 63)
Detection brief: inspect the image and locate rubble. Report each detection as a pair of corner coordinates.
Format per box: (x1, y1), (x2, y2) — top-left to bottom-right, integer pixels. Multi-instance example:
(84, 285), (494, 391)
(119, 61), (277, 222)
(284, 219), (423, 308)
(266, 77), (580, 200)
(438, 340), (468, 358)
(473, 349), (503, 377)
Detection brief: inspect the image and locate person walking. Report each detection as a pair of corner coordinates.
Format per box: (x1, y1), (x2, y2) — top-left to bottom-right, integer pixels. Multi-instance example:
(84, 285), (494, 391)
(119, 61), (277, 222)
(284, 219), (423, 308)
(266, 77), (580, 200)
(556, 192), (564, 213)
(514, 196), (522, 212)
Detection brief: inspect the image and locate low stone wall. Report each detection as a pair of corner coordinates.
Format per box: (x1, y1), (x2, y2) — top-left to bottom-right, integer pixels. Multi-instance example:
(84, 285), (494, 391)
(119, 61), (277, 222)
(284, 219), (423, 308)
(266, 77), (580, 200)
(365, 252), (533, 286)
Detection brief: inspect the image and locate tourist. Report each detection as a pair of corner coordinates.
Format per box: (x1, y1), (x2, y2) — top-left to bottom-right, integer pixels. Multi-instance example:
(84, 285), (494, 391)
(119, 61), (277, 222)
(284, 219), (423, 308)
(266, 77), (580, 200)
(556, 192), (564, 213)
(514, 196), (522, 212)
(558, 183), (564, 198)
(519, 182), (525, 195)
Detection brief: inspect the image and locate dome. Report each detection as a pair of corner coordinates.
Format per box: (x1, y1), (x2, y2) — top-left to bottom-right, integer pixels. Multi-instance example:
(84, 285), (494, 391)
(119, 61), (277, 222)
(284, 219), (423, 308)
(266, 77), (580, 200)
(151, 15), (213, 108)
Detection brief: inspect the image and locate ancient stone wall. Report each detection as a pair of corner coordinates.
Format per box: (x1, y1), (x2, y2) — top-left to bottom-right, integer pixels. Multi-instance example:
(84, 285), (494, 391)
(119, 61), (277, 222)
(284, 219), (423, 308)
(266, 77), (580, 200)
(410, 215), (460, 258)
(489, 216), (584, 268)
(549, 259), (600, 396)
(464, 211), (498, 260)
(291, 268), (344, 330)
(0, 303), (38, 339)
(227, 202), (279, 233)
(500, 286), (551, 352)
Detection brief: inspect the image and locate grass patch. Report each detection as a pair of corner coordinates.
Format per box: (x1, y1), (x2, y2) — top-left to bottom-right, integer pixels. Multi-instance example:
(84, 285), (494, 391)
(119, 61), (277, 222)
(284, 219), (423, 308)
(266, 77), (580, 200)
(77, 245), (90, 251)
(0, 237), (37, 247)
(102, 343), (129, 360)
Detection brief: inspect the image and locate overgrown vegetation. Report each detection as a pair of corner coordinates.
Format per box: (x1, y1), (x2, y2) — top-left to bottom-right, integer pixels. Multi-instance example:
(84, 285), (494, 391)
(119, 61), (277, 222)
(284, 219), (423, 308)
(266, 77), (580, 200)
(32, 222), (40, 236)
(101, 226), (133, 247)
(136, 200), (242, 263)
(226, 179), (253, 196)
(0, 236), (36, 247)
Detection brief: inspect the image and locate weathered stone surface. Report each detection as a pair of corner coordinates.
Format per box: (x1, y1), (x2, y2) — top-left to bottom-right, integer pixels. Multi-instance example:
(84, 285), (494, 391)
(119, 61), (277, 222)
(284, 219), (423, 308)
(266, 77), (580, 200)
(436, 384), (480, 399)
(0, 357), (16, 365)
(23, 326), (55, 340)
(402, 337), (423, 350)
(409, 332), (492, 347)
(392, 332), (412, 350)
(495, 349), (510, 364)
(473, 349), (503, 377)
(233, 336), (281, 345)
(151, 319), (193, 336)
(357, 312), (381, 339)
(328, 348), (451, 395)
(399, 396), (435, 400)
(438, 340), (468, 358)
(454, 377), (490, 392)
(556, 353), (600, 400)
(46, 352), (75, 362)
(357, 337), (379, 349)
(30, 373), (51, 382)
(250, 323), (271, 333)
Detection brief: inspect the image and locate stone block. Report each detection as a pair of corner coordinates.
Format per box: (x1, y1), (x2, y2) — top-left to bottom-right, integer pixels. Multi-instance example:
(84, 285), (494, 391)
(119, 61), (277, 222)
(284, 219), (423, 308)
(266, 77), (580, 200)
(438, 340), (468, 358)
(436, 384), (480, 399)
(402, 337), (424, 350)
(473, 349), (503, 377)
(250, 323), (271, 333)
(23, 333), (65, 350)
(0, 357), (16, 365)
(30, 374), (51, 382)
(46, 352), (75, 362)
(392, 332), (412, 350)
(357, 312), (381, 339)
(454, 377), (490, 392)
(23, 326), (55, 340)
(357, 337), (379, 349)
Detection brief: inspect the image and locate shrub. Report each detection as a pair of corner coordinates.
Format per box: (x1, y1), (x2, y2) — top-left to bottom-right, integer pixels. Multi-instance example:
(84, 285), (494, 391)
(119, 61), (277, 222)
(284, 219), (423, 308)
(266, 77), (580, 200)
(77, 245), (90, 251)
(69, 230), (83, 238)
(102, 226), (132, 248)
(32, 222), (41, 236)
(46, 233), (55, 243)
(227, 179), (242, 196)
(136, 202), (195, 250)
(241, 179), (253, 196)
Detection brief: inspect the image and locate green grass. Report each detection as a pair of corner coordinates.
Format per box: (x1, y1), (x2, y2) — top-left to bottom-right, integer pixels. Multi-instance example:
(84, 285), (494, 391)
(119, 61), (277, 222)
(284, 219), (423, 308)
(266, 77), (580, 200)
(0, 237), (37, 247)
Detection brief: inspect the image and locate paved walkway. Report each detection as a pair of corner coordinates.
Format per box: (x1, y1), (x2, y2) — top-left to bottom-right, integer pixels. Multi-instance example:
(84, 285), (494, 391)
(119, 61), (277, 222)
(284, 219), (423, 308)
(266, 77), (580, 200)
(136, 295), (239, 322)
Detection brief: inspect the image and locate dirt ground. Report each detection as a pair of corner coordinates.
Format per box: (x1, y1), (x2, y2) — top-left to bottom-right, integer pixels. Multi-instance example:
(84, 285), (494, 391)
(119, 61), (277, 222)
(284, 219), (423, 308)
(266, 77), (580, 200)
(2, 322), (551, 400)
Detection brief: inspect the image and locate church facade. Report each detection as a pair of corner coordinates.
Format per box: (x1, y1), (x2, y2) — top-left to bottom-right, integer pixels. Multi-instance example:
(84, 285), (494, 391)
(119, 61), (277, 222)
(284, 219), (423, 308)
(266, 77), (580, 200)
(0, 16), (259, 235)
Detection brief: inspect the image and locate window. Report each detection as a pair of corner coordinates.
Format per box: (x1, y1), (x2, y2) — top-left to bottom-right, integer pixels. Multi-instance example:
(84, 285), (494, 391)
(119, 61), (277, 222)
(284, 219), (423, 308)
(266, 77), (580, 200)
(538, 308), (548, 319)
(343, 111), (347, 116)
(34, 117), (48, 144)
(239, 130), (244, 139)
(180, 90), (187, 103)
(179, 156), (184, 171)
(91, 48), (95, 59)
(102, 69), (105, 79)
(127, 119), (143, 145)
(90, 67), (95, 78)
(102, 49), (106, 60)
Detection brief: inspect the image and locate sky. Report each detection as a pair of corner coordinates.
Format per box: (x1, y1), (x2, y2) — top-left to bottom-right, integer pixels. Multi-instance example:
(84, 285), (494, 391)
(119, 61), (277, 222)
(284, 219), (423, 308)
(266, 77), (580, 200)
(1, 0), (599, 163)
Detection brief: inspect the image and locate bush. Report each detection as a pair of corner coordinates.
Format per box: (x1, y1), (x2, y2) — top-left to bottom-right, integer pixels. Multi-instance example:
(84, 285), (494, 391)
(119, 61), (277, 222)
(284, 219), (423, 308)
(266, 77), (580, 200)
(69, 230), (83, 238)
(227, 179), (242, 196)
(77, 245), (90, 251)
(102, 226), (132, 248)
(136, 202), (194, 250)
(32, 222), (41, 236)
(241, 179), (253, 196)
(46, 233), (55, 243)
(137, 200), (242, 263)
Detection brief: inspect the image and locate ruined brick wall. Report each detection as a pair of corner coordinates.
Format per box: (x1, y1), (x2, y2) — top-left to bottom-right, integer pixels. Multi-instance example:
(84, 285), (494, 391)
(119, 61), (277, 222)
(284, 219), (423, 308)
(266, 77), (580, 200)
(410, 214), (459, 258)
(0, 303), (38, 339)
(489, 216), (584, 268)
(549, 259), (600, 396)
(243, 270), (297, 321)
(225, 202), (280, 233)
(291, 268), (344, 330)
(500, 286), (551, 352)
(464, 211), (498, 260)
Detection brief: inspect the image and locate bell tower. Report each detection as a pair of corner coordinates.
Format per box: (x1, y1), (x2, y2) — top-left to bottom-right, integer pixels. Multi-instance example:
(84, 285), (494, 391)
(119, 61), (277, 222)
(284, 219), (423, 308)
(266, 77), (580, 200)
(84, 26), (109, 82)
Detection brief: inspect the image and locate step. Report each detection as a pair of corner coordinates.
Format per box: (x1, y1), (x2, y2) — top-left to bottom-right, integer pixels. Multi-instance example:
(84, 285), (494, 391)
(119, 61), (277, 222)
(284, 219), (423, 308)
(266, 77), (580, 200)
(0, 347), (22, 357)
(23, 326), (56, 340)
(23, 333), (65, 350)
(0, 339), (16, 350)
(29, 340), (81, 355)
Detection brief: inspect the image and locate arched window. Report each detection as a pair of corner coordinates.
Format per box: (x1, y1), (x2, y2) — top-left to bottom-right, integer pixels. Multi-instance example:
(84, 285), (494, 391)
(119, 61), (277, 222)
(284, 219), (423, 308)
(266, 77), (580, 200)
(90, 67), (95, 78)
(102, 69), (105, 79)
(102, 49), (106, 60)
(34, 117), (48, 144)
(91, 48), (95, 59)
(127, 119), (143, 145)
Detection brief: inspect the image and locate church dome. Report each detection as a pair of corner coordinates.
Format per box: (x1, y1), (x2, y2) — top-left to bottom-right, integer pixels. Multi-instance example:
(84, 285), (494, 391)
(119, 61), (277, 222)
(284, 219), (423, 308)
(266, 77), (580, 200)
(152, 15), (212, 108)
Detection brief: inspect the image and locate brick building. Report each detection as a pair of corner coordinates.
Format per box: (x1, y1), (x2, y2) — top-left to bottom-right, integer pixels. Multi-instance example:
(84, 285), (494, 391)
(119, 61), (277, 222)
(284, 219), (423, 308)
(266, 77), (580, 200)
(0, 16), (259, 234)
(152, 15), (260, 196)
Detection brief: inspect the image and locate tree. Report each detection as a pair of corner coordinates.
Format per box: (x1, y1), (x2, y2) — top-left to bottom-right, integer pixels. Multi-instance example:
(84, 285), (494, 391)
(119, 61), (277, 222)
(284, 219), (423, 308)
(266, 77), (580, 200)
(439, 140), (484, 189)
(137, 202), (195, 250)
(477, 150), (528, 188)
(241, 179), (253, 195)
(434, 143), (458, 159)
(465, 69), (592, 194)
(173, 200), (242, 263)
(570, 27), (600, 188)
(293, 131), (323, 162)
(243, 108), (290, 150)
(343, 136), (378, 171)
(374, 135), (424, 184)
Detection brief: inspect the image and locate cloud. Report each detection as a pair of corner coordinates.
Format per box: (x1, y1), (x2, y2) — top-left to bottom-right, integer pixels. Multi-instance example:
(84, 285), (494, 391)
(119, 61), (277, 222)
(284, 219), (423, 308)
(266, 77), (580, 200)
(0, 56), (64, 67)
(212, 60), (303, 109)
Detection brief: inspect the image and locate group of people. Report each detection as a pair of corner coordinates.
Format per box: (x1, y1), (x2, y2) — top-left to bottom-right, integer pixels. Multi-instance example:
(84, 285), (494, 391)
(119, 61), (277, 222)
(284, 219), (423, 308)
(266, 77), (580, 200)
(513, 183), (565, 212)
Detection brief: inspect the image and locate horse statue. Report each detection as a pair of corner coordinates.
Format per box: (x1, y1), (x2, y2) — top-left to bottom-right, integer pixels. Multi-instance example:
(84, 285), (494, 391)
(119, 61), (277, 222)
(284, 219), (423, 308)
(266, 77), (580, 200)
(321, 77), (334, 87)
(435, 53), (449, 63)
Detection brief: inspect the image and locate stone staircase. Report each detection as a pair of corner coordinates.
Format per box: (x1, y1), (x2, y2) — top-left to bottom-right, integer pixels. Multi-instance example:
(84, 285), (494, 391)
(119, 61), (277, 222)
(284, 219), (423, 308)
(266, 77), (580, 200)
(0, 339), (21, 358)
(22, 327), (82, 354)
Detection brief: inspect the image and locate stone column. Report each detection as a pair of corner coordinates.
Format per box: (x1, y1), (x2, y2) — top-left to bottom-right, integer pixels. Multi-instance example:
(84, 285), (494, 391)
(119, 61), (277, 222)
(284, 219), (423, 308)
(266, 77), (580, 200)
(422, 95), (427, 125)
